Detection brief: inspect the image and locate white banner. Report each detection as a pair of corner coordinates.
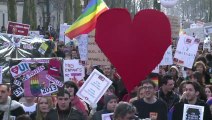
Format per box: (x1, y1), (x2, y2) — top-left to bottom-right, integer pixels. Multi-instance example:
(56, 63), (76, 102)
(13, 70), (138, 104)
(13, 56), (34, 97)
(59, 24), (71, 44)
(63, 59), (85, 82)
(76, 69), (112, 106)
(160, 45), (173, 65)
(174, 35), (200, 68)
(29, 31), (40, 37)
(77, 34), (88, 61)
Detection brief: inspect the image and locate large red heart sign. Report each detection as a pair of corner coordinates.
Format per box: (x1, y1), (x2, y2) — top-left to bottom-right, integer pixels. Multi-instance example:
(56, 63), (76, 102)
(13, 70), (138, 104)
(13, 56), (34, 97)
(95, 9), (171, 92)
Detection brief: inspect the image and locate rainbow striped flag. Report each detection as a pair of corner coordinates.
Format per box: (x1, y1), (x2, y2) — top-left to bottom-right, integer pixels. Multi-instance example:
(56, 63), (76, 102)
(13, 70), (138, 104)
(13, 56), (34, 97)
(65, 0), (108, 39)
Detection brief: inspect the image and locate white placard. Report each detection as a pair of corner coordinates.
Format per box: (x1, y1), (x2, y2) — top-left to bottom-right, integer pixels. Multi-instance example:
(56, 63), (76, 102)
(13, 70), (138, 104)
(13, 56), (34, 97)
(174, 35), (200, 68)
(59, 24), (71, 44)
(63, 60), (85, 82)
(76, 69), (112, 106)
(40, 84), (58, 95)
(160, 45), (173, 65)
(29, 31), (40, 37)
(0, 66), (2, 84)
(102, 113), (113, 120)
(77, 34), (88, 61)
(183, 104), (204, 120)
(152, 65), (160, 73)
(203, 36), (210, 51)
(13, 87), (24, 97)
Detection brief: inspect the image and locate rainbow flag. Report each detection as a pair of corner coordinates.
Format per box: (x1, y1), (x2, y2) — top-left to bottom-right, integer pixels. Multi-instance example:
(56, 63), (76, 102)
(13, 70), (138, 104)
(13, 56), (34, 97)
(65, 0), (108, 39)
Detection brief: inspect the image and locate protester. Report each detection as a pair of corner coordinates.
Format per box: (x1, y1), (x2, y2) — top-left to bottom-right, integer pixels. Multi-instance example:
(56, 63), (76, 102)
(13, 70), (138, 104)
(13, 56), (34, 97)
(157, 74), (179, 110)
(129, 86), (144, 104)
(206, 97), (212, 115)
(172, 81), (212, 120)
(56, 44), (65, 58)
(21, 97), (37, 115)
(133, 80), (168, 120)
(91, 94), (117, 120)
(194, 61), (211, 85)
(205, 85), (212, 99)
(0, 84), (25, 119)
(56, 90), (85, 120)
(30, 97), (57, 120)
(64, 81), (89, 119)
(113, 102), (139, 120)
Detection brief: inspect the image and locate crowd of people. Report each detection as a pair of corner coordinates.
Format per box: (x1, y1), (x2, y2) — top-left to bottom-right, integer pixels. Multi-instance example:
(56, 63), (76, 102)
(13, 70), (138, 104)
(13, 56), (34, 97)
(1, 26), (212, 120)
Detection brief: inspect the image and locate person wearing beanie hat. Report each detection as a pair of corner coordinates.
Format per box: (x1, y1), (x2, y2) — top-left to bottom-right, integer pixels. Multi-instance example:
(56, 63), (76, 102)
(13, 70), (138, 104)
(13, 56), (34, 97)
(91, 94), (118, 120)
(206, 97), (212, 115)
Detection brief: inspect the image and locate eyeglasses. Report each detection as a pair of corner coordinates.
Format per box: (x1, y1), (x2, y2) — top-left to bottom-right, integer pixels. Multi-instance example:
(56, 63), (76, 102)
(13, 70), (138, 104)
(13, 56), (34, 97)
(142, 86), (154, 90)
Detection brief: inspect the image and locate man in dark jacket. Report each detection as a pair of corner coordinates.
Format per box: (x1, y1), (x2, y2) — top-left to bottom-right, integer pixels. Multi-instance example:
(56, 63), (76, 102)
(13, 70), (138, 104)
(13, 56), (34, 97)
(0, 84), (25, 120)
(56, 90), (85, 120)
(172, 81), (212, 120)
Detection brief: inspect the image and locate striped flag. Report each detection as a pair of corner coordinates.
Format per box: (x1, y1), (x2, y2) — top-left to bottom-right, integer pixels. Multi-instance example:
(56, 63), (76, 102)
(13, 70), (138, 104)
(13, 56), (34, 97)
(65, 0), (108, 39)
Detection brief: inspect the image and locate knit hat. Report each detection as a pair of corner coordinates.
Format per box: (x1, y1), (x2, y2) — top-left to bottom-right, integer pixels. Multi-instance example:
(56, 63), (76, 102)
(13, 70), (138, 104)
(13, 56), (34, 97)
(206, 97), (212, 105)
(104, 94), (117, 107)
(170, 66), (179, 73)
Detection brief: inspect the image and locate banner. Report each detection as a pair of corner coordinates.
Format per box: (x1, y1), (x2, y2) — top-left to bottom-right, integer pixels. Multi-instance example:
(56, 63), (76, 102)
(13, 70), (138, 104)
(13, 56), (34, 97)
(7, 21), (30, 36)
(203, 36), (210, 51)
(88, 30), (111, 65)
(174, 35), (200, 68)
(10, 58), (64, 97)
(160, 45), (173, 65)
(77, 34), (88, 61)
(29, 31), (40, 37)
(76, 69), (112, 106)
(183, 104), (204, 120)
(63, 59), (85, 82)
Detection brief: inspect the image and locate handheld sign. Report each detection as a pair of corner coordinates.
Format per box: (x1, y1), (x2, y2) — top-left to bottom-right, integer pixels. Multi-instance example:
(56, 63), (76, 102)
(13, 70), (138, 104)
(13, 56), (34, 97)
(76, 69), (112, 106)
(183, 104), (204, 120)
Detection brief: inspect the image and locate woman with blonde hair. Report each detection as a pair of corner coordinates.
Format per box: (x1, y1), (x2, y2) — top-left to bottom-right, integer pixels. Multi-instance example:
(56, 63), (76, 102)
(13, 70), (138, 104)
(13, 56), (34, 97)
(30, 97), (58, 120)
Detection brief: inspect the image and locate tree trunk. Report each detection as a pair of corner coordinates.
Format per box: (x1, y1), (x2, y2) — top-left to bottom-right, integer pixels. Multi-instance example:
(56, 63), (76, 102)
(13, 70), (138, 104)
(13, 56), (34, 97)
(23, 0), (37, 30)
(7, 0), (17, 22)
(74, 0), (82, 20)
(64, 0), (73, 24)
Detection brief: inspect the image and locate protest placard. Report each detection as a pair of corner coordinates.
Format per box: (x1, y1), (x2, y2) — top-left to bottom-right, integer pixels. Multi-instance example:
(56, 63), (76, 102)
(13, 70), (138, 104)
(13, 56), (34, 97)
(38, 42), (49, 55)
(152, 65), (159, 73)
(203, 37), (210, 51)
(174, 35), (200, 68)
(63, 59), (85, 82)
(7, 21), (30, 36)
(183, 104), (204, 120)
(88, 30), (111, 65)
(59, 24), (71, 44)
(10, 58), (64, 97)
(77, 34), (88, 61)
(29, 31), (40, 37)
(160, 45), (173, 65)
(76, 69), (112, 106)
(102, 113), (114, 120)
(0, 66), (2, 84)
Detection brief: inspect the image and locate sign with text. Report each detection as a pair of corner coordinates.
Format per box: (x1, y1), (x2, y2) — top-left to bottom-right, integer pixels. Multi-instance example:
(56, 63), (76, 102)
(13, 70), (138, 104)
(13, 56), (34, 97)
(76, 69), (112, 106)
(183, 104), (204, 120)
(203, 37), (210, 51)
(10, 58), (64, 97)
(29, 31), (40, 37)
(160, 45), (173, 65)
(167, 16), (180, 38)
(77, 34), (88, 61)
(88, 30), (111, 65)
(63, 59), (85, 82)
(7, 21), (30, 36)
(174, 35), (200, 68)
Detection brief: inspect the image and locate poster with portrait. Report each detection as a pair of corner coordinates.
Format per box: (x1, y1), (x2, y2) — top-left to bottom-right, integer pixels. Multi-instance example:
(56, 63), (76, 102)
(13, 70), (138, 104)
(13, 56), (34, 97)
(9, 58), (64, 97)
(76, 69), (112, 106)
(183, 104), (204, 120)
(174, 35), (200, 68)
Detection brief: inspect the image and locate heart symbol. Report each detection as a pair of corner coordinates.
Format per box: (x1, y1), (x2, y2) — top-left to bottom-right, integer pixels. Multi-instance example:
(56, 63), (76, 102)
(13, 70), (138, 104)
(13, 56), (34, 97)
(11, 66), (19, 74)
(95, 9), (171, 92)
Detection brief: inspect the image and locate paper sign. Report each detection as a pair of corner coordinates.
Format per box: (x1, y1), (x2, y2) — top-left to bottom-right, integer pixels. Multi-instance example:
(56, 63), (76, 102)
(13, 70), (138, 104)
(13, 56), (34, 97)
(88, 30), (111, 65)
(29, 31), (40, 37)
(77, 34), (88, 61)
(10, 58), (64, 97)
(203, 37), (210, 51)
(160, 45), (173, 65)
(0, 66), (2, 84)
(38, 42), (48, 55)
(183, 104), (204, 120)
(102, 113), (114, 120)
(174, 35), (200, 68)
(59, 24), (71, 44)
(76, 69), (112, 105)
(7, 21), (30, 36)
(152, 65), (159, 73)
(63, 59), (85, 82)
